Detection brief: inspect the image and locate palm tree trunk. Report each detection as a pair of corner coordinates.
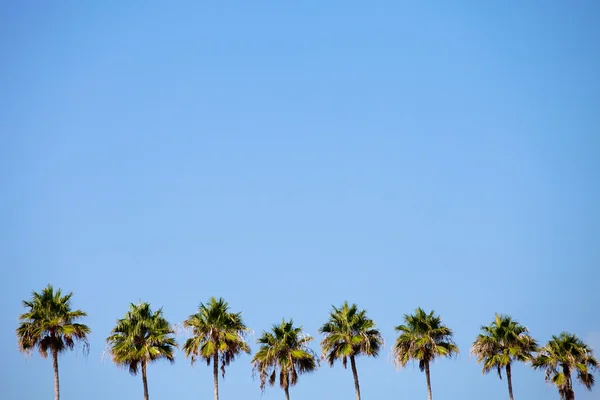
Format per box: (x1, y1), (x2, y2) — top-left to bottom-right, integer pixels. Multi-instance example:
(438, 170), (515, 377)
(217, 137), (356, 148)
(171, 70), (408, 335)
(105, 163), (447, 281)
(284, 384), (290, 400)
(142, 360), (149, 400)
(506, 363), (514, 400)
(213, 352), (219, 400)
(563, 366), (574, 400)
(350, 355), (361, 400)
(52, 349), (60, 400)
(567, 373), (574, 400)
(425, 360), (433, 400)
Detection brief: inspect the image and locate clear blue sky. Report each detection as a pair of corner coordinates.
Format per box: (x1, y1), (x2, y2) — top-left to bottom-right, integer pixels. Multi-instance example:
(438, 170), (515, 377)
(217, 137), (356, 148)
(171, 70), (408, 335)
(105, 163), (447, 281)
(2, 1), (599, 399)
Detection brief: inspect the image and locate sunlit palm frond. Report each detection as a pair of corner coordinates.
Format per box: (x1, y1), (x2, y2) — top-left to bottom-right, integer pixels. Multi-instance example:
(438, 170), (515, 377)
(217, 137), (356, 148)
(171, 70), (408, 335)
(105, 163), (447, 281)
(470, 314), (537, 379)
(106, 302), (177, 376)
(182, 297), (250, 377)
(533, 332), (598, 399)
(392, 308), (458, 369)
(252, 318), (318, 393)
(16, 284), (91, 359)
(318, 301), (383, 368)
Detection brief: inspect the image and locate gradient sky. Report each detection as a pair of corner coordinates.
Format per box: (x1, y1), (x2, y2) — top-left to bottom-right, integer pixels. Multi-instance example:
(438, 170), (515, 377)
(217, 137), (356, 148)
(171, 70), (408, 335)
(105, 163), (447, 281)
(2, 1), (599, 399)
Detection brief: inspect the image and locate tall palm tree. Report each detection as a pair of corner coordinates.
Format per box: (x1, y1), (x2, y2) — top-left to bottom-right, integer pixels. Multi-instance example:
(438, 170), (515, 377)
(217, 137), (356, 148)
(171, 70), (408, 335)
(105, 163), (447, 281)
(470, 314), (538, 400)
(106, 302), (177, 400)
(318, 301), (383, 400)
(182, 297), (250, 400)
(16, 284), (91, 400)
(532, 332), (598, 400)
(392, 308), (459, 400)
(252, 318), (318, 400)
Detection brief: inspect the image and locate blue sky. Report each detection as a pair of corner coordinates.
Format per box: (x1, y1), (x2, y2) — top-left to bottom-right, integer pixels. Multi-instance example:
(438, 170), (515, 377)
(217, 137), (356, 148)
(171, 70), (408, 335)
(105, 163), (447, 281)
(1, 1), (599, 399)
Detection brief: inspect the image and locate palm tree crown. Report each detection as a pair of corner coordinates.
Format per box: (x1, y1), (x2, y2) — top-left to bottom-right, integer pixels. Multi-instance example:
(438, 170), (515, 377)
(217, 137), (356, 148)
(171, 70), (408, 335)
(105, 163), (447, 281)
(182, 297), (250, 400)
(532, 332), (598, 400)
(470, 314), (537, 400)
(106, 302), (177, 400)
(471, 314), (537, 375)
(319, 301), (382, 400)
(16, 284), (90, 400)
(393, 308), (458, 369)
(252, 319), (318, 399)
(393, 308), (458, 400)
(17, 284), (91, 358)
(319, 301), (383, 367)
(107, 302), (177, 374)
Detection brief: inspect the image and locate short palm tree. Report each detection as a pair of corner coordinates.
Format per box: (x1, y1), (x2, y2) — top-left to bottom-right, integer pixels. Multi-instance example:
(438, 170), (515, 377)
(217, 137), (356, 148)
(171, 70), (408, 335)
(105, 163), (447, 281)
(16, 284), (91, 400)
(182, 297), (250, 400)
(106, 302), (177, 400)
(392, 308), (459, 400)
(252, 318), (318, 400)
(532, 332), (598, 400)
(470, 314), (538, 400)
(319, 301), (383, 400)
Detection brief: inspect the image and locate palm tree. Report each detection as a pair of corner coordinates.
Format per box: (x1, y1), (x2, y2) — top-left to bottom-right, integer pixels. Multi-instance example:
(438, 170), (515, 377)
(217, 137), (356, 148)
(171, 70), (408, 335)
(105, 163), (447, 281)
(392, 307), (459, 400)
(252, 318), (318, 400)
(318, 301), (383, 400)
(182, 297), (250, 400)
(470, 314), (538, 400)
(532, 332), (598, 400)
(106, 302), (177, 400)
(16, 284), (91, 400)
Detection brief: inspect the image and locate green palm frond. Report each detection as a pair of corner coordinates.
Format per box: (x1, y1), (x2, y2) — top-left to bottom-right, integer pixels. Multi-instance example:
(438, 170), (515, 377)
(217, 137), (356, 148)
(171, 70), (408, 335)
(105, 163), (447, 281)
(252, 318), (318, 393)
(182, 297), (250, 377)
(392, 308), (458, 369)
(106, 302), (177, 375)
(16, 284), (91, 359)
(318, 301), (383, 368)
(533, 332), (598, 399)
(470, 314), (537, 379)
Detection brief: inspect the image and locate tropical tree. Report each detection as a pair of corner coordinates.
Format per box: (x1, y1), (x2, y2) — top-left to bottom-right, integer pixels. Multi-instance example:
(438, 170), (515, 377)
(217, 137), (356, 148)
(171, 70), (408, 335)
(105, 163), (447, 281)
(182, 297), (250, 400)
(392, 307), (459, 400)
(470, 314), (538, 400)
(318, 301), (383, 400)
(252, 318), (318, 400)
(532, 332), (598, 400)
(106, 302), (177, 400)
(16, 284), (91, 400)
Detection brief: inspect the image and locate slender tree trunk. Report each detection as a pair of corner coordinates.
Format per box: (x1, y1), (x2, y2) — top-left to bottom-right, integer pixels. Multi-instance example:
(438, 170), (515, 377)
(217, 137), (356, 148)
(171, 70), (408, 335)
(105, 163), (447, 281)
(425, 360), (432, 400)
(563, 367), (574, 400)
(52, 349), (60, 400)
(506, 363), (514, 400)
(213, 352), (219, 400)
(566, 381), (574, 400)
(142, 360), (149, 400)
(284, 384), (290, 400)
(350, 355), (361, 400)
(567, 373), (574, 400)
